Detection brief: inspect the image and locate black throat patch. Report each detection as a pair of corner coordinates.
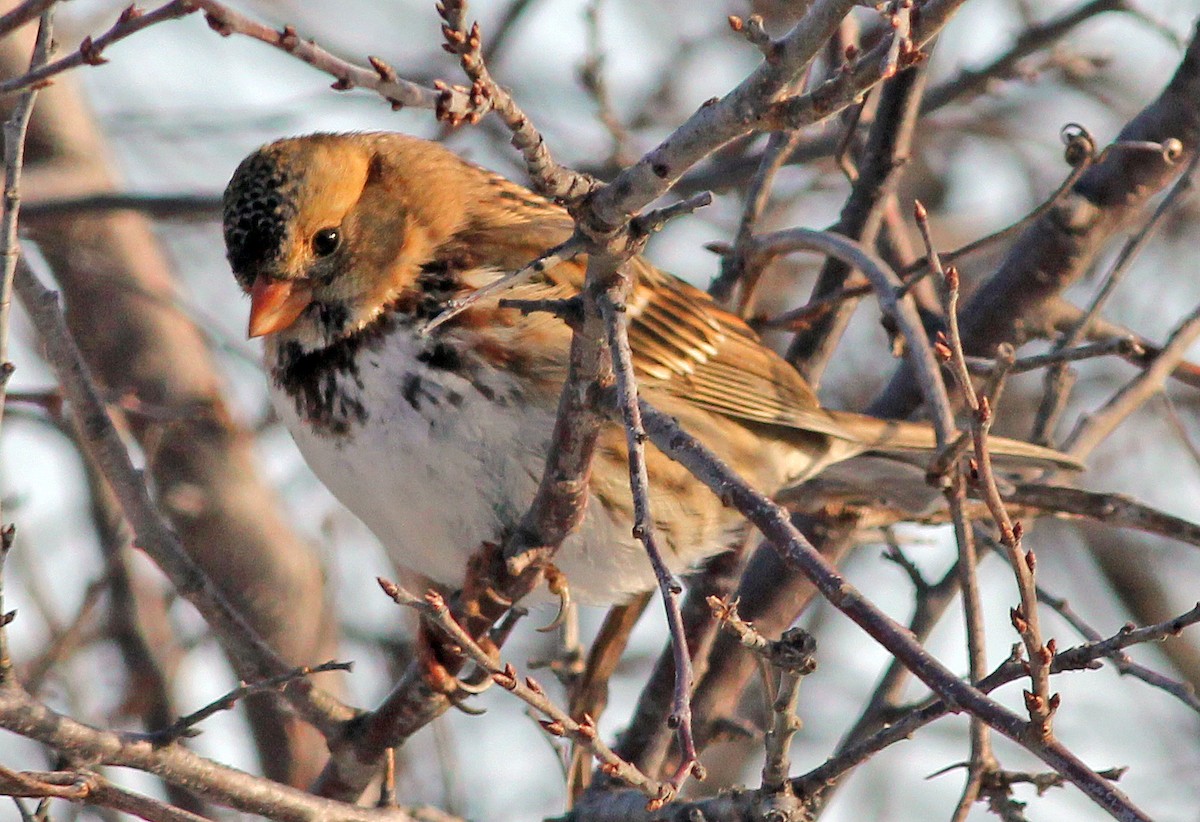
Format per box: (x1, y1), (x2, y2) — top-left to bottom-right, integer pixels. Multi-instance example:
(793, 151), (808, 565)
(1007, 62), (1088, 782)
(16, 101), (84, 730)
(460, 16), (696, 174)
(269, 263), (471, 435)
(270, 314), (393, 436)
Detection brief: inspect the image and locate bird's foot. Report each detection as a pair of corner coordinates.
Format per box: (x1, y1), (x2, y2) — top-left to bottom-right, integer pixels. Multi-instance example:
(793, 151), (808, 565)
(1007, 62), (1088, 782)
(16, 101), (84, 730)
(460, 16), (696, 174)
(416, 614), (495, 714)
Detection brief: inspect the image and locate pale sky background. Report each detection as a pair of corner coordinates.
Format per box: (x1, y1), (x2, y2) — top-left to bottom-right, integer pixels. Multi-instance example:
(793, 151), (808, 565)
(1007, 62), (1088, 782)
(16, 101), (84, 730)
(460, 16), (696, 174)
(4, 1), (1200, 820)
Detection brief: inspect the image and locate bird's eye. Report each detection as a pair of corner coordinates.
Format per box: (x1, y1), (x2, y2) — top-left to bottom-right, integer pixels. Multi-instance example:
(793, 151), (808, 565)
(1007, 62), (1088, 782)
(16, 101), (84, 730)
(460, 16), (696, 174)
(311, 227), (340, 257)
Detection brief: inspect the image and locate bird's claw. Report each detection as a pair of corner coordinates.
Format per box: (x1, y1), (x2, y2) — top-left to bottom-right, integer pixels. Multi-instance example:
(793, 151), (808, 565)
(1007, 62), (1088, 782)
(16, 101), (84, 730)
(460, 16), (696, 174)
(537, 563), (572, 633)
(417, 618), (493, 710)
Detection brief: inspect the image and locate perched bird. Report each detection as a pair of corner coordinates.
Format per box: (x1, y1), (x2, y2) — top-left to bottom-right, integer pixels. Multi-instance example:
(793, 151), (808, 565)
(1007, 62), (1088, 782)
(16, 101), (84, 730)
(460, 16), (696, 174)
(223, 132), (1077, 604)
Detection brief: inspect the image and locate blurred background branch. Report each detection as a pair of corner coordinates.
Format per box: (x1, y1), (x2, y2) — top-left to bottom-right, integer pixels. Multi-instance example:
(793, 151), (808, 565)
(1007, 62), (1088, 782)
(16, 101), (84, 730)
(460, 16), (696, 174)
(0, 1), (1197, 820)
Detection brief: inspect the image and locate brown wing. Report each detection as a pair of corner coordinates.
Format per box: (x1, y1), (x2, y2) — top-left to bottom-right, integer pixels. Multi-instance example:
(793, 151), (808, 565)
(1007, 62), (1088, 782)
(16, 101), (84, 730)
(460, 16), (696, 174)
(504, 239), (857, 441)
(625, 258), (864, 440)
(459, 166), (856, 441)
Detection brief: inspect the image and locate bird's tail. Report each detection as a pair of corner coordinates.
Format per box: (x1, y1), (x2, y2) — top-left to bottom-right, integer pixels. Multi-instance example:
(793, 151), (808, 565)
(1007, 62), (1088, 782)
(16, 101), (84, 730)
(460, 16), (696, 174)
(823, 409), (1083, 472)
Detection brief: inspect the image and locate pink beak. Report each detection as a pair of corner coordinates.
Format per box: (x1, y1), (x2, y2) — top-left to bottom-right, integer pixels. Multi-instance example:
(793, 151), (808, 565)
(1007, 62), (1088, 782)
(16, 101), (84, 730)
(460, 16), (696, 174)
(248, 277), (313, 338)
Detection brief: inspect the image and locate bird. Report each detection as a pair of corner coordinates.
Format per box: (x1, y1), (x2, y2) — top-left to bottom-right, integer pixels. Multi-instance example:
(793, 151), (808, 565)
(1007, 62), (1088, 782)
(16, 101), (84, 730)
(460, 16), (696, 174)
(222, 132), (1079, 606)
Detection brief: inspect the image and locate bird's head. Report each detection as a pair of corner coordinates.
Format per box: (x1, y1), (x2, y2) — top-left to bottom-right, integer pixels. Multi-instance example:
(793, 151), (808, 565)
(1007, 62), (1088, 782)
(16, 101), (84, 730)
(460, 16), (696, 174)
(222, 132), (479, 351)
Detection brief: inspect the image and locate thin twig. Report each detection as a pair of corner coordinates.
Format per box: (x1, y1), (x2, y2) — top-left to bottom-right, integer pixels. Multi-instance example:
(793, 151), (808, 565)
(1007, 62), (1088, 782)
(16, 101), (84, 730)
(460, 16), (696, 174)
(1059, 603), (1200, 666)
(1159, 392), (1200, 469)
(0, 767), (208, 822)
(795, 602), (1200, 803)
(0, 9), (53, 529)
(634, 401), (1151, 820)
(599, 291), (702, 804)
(975, 404), (1056, 738)
(1003, 483), (1200, 550)
(375, 579), (665, 799)
(0, 4), (195, 98)
(0, 686), (450, 821)
(579, 0), (633, 167)
(753, 227), (957, 432)
(899, 124), (1099, 280)
(915, 199), (1055, 739)
(190, 0), (455, 112)
(0, 0), (57, 38)
(1018, 567), (1200, 714)
(913, 200), (998, 814)
(566, 592), (652, 801)
(0, 524), (15, 685)
(706, 597), (816, 794)
(964, 338), (1143, 377)
(880, 0), (915, 80)
(709, 129), (805, 311)
(438, 0), (596, 203)
(21, 578), (106, 693)
(608, 547), (747, 786)
(480, 0), (538, 65)
(14, 251), (354, 736)
(1065, 301), (1200, 458)
(1033, 147), (1198, 442)
(585, 0), (968, 233)
(920, 0), (1125, 113)
(788, 59), (929, 384)
(423, 236), (585, 333)
(144, 661), (353, 745)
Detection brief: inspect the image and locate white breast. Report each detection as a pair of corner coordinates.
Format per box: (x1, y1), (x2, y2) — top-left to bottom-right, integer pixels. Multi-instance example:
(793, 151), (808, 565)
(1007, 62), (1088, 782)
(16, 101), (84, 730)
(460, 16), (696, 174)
(269, 327), (695, 604)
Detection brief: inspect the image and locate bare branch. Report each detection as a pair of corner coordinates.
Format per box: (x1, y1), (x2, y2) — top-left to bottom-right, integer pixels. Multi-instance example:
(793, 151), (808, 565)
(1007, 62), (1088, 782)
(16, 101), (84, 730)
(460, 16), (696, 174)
(14, 252), (354, 736)
(376, 579), (664, 799)
(0, 4), (196, 98)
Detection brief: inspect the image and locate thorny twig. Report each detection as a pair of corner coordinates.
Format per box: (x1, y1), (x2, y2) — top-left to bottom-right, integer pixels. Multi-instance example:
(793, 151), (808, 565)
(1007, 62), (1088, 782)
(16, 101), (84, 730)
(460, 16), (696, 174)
(913, 201), (998, 816)
(0, 4), (193, 98)
(437, 0), (596, 203)
(375, 579), (666, 800)
(706, 597), (816, 794)
(635, 402), (1150, 820)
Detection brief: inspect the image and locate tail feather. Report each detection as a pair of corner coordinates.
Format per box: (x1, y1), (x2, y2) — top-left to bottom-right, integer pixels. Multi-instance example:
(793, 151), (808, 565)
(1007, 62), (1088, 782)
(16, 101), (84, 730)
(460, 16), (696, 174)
(823, 409), (1083, 472)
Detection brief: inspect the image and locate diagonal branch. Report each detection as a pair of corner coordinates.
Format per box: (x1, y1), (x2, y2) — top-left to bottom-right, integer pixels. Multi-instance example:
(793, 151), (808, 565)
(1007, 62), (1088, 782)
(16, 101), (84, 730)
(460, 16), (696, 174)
(636, 401), (1148, 821)
(14, 252), (355, 736)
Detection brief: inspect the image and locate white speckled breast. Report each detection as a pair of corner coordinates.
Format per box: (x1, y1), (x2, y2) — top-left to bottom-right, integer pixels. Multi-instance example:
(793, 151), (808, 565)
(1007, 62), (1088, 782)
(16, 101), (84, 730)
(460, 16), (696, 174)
(267, 323), (735, 604)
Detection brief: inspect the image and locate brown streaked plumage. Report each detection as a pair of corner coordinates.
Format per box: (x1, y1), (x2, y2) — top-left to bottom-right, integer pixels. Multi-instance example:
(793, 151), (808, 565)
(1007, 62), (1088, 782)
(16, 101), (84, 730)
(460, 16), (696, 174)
(222, 132), (1080, 603)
